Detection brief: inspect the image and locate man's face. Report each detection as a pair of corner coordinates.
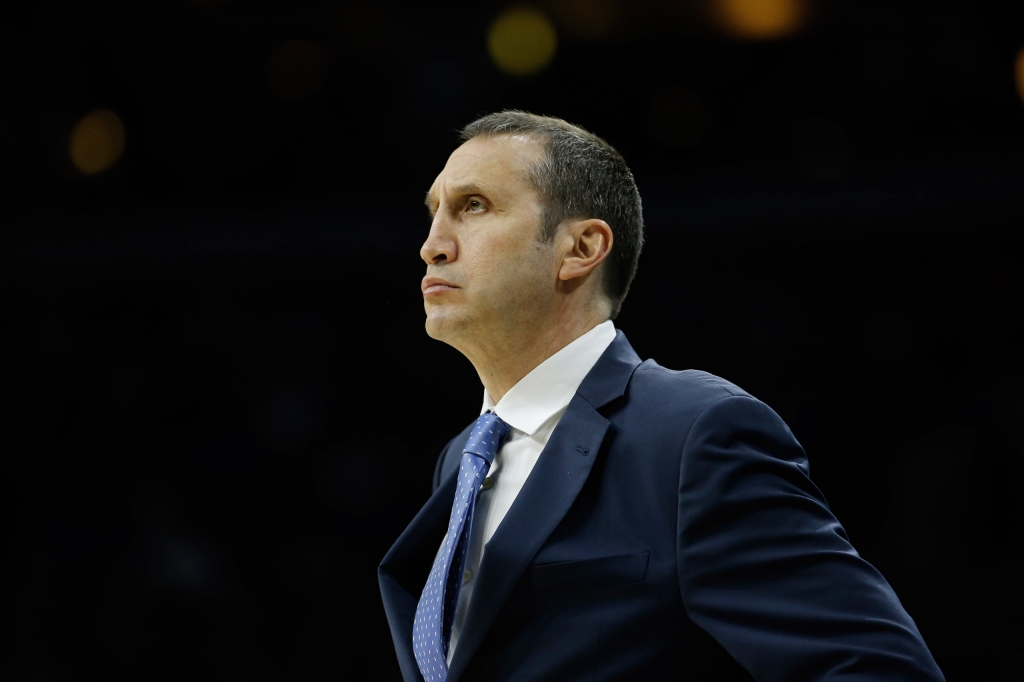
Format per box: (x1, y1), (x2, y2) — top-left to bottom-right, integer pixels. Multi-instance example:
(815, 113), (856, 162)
(421, 135), (558, 350)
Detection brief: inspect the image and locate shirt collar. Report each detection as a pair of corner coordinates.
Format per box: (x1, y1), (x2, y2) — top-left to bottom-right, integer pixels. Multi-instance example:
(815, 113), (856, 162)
(481, 320), (617, 436)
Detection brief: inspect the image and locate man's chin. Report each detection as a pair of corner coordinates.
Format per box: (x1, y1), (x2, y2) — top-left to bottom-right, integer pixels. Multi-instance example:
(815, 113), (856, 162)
(424, 308), (460, 342)
(424, 317), (443, 341)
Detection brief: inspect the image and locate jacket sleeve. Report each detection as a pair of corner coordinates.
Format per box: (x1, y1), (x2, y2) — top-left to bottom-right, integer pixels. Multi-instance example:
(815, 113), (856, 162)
(676, 395), (944, 681)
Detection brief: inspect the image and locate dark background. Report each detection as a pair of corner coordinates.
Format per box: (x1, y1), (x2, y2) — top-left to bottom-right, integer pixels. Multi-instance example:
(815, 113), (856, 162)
(4, 1), (1023, 679)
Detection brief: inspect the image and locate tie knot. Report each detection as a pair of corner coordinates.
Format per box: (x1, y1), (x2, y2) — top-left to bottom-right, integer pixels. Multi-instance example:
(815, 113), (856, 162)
(463, 412), (511, 465)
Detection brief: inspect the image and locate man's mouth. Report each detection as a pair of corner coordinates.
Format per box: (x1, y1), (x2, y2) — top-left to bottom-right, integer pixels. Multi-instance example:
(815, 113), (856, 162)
(422, 277), (460, 296)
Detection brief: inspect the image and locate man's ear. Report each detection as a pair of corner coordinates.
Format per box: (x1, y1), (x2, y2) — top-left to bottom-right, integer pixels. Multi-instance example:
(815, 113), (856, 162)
(558, 218), (613, 283)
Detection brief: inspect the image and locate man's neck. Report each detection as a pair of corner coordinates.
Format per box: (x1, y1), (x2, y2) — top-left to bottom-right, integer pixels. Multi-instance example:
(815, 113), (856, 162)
(470, 310), (609, 404)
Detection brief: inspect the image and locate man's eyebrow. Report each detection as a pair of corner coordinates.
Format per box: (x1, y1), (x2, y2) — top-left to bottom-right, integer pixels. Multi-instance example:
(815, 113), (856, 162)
(448, 181), (486, 196)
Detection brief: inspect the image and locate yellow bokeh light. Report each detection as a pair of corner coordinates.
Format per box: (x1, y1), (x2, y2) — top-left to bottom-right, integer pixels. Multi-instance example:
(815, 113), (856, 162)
(712, 0), (807, 41)
(488, 7), (557, 77)
(69, 109), (126, 176)
(1015, 48), (1024, 104)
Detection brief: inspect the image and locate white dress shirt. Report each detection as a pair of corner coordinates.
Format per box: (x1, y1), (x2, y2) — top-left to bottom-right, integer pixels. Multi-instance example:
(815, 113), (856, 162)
(446, 320), (617, 663)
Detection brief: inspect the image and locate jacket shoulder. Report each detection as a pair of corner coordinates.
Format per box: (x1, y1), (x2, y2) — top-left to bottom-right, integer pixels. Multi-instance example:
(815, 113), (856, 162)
(609, 361), (769, 462)
(631, 360), (756, 406)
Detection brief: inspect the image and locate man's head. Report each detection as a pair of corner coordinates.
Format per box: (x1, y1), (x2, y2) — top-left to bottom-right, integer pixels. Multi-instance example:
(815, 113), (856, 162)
(421, 111), (643, 366)
(458, 112), (644, 315)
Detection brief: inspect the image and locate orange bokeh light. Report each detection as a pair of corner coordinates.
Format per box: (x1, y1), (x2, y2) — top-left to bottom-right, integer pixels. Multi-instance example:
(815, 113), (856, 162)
(712, 0), (807, 41)
(549, 0), (621, 41)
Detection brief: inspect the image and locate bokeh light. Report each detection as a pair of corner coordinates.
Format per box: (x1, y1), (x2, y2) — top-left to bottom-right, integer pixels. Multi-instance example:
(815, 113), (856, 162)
(1015, 48), (1024, 105)
(266, 40), (329, 100)
(712, 0), (807, 41)
(69, 109), (126, 176)
(549, 0), (621, 41)
(488, 7), (557, 77)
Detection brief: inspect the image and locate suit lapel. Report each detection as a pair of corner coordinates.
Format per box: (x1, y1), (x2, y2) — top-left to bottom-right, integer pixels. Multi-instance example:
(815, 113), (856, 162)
(446, 331), (642, 680)
(379, 470), (459, 682)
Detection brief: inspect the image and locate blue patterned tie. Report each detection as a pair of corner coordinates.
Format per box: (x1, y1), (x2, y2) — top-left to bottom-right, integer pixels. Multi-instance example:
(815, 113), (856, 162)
(412, 412), (511, 681)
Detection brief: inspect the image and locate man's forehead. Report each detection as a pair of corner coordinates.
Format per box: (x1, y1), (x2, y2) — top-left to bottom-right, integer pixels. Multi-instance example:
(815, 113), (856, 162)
(427, 135), (543, 199)
(452, 133), (543, 164)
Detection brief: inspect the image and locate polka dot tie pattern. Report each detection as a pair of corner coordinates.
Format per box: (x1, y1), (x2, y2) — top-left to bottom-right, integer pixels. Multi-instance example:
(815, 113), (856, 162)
(412, 412), (511, 681)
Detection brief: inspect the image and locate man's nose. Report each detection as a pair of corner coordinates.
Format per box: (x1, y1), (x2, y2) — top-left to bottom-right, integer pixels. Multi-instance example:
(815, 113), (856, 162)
(420, 215), (457, 265)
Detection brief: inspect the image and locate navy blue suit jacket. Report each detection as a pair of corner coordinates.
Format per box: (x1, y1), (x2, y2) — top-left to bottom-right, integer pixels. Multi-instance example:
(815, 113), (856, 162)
(379, 332), (943, 681)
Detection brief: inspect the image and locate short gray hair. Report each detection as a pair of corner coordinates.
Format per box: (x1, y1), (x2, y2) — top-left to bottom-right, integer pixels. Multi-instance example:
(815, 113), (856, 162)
(460, 111), (644, 320)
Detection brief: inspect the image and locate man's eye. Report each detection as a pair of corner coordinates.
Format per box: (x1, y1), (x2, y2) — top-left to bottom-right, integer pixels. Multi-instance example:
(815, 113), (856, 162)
(467, 199), (485, 213)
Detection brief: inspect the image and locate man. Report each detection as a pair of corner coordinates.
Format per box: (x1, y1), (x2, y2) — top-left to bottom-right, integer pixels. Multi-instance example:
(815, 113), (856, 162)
(379, 111), (943, 681)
